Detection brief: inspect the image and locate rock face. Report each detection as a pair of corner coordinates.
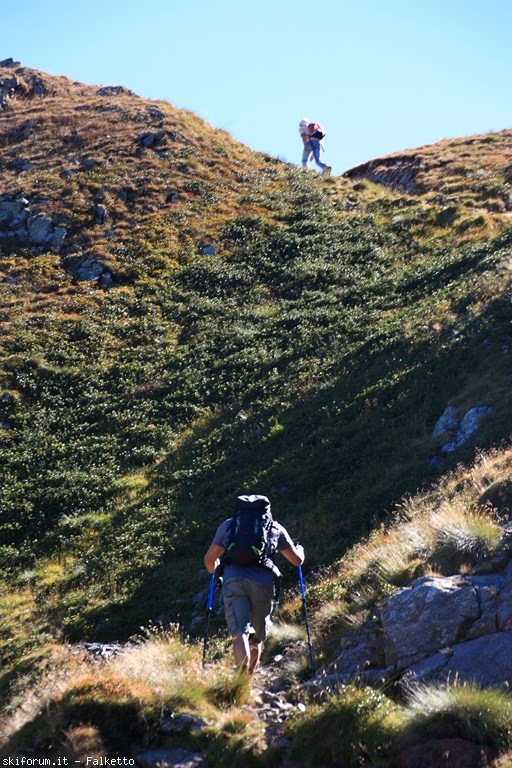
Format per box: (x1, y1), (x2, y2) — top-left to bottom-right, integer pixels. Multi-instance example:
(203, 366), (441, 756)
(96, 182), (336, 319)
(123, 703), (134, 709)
(343, 155), (424, 193)
(64, 252), (112, 286)
(324, 540), (512, 691)
(432, 405), (492, 453)
(0, 62), (45, 107)
(0, 194), (113, 285)
(381, 575), (483, 666)
(0, 195), (67, 251)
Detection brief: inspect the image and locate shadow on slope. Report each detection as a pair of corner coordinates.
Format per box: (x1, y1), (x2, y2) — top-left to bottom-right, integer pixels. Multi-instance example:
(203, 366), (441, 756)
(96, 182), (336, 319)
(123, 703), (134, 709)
(77, 285), (512, 641)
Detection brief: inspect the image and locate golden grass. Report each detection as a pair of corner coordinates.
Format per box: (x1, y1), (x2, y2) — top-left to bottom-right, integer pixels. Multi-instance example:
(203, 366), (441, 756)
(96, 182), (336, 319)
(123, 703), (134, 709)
(0, 626), (256, 757)
(403, 680), (512, 749)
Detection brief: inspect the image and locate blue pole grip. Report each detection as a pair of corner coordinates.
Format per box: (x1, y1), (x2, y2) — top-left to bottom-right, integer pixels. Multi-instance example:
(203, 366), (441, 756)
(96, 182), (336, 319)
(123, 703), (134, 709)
(298, 565), (306, 600)
(207, 572), (215, 610)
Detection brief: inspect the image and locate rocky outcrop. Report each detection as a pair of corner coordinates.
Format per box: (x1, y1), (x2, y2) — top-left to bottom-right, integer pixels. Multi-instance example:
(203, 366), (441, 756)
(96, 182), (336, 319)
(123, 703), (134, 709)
(432, 405), (492, 453)
(64, 252), (113, 287)
(0, 60), (21, 109)
(343, 155), (424, 193)
(0, 61), (46, 107)
(321, 531), (512, 692)
(0, 75), (20, 108)
(0, 195), (66, 251)
(97, 85), (135, 98)
(0, 58), (21, 67)
(0, 194), (114, 285)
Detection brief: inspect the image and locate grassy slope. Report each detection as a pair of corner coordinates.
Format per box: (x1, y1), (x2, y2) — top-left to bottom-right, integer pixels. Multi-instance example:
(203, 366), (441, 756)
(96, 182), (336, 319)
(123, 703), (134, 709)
(1, 64), (512, 705)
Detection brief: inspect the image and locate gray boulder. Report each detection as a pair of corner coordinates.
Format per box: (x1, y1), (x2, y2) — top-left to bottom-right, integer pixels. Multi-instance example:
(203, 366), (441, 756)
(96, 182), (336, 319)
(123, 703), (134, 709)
(0, 198), (29, 228)
(138, 130), (167, 149)
(0, 196), (67, 252)
(96, 85), (134, 97)
(27, 214), (67, 251)
(403, 631), (512, 689)
(198, 243), (217, 256)
(324, 554), (512, 691)
(343, 155), (423, 194)
(381, 576), (481, 666)
(27, 73), (45, 97)
(431, 405), (491, 453)
(69, 253), (106, 281)
(442, 407), (492, 452)
(431, 406), (458, 438)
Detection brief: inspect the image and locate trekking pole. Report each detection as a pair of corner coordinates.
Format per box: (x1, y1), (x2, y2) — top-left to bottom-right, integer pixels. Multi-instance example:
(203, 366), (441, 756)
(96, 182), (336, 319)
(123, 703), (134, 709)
(202, 572), (215, 667)
(298, 565), (315, 675)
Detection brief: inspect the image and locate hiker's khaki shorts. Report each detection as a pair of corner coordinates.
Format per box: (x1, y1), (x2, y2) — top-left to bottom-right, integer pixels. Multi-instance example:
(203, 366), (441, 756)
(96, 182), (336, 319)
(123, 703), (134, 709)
(222, 577), (274, 643)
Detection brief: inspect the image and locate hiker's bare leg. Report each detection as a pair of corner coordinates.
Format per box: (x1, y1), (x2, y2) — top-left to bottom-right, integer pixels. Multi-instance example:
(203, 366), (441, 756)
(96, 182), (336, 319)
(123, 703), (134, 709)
(233, 633), (251, 670)
(248, 641), (263, 674)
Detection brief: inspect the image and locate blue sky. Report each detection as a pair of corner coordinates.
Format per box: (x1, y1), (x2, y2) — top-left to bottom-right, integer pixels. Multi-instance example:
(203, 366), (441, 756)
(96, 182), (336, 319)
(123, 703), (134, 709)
(4, 0), (511, 175)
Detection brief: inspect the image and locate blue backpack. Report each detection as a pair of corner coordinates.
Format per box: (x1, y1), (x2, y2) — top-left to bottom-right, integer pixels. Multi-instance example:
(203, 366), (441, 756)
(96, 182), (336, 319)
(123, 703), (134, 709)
(224, 495), (274, 567)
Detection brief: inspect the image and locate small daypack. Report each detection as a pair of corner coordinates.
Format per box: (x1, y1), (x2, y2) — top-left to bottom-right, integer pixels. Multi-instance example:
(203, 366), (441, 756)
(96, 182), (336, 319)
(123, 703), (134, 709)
(308, 121), (326, 140)
(224, 495), (274, 568)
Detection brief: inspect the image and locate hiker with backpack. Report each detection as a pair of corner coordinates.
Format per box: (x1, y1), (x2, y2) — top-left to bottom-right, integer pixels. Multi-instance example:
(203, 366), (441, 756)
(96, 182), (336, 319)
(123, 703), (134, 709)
(203, 494), (305, 674)
(299, 118), (331, 176)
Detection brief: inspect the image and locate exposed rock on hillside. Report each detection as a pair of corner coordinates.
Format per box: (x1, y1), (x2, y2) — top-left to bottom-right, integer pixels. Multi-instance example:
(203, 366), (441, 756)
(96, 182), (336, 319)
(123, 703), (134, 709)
(322, 527), (512, 691)
(343, 129), (512, 211)
(343, 155), (423, 193)
(0, 61), (45, 108)
(0, 194), (66, 251)
(432, 405), (492, 454)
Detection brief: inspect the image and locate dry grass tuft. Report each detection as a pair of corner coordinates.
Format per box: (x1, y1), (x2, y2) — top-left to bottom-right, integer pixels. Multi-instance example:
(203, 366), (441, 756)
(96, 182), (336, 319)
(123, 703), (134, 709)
(403, 680), (512, 749)
(0, 626), (255, 757)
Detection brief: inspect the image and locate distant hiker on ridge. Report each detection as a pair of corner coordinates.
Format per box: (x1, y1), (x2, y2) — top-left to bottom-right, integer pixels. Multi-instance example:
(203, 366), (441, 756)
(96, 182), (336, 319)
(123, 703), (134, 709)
(203, 494), (305, 674)
(299, 118), (331, 176)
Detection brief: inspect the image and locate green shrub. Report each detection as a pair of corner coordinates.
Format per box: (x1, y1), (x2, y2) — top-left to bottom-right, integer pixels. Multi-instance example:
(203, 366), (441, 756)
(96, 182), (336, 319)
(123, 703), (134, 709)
(403, 682), (512, 751)
(286, 685), (403, 766)
(206, 668), (252, 709)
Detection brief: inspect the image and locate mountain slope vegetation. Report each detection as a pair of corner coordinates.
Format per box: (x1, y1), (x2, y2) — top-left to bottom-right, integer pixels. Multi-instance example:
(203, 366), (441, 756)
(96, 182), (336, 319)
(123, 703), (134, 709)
(1, 61), (512, 763)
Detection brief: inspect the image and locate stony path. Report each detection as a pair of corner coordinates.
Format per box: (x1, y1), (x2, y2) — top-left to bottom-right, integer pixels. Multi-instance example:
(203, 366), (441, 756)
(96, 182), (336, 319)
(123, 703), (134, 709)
(248, 646), (312, 753)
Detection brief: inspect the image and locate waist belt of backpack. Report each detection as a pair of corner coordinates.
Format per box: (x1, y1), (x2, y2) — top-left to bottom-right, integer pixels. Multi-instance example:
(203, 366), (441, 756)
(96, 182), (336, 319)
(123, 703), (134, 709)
(216, 558), (226, 578)
(218, 556), (281, 591)
(263, 558), (282, 603)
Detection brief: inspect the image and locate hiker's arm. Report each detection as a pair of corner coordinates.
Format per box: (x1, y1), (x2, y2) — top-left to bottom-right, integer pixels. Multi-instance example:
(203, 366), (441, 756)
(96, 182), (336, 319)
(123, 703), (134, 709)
(281, 542), (305, 566)
(204, 544), (225, 574)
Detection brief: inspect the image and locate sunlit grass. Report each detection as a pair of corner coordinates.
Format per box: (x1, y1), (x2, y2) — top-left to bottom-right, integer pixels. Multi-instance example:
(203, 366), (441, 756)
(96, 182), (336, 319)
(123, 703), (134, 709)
(0, 627), (254, 757)
(285, 684), (404, 767)
(403, 681), (512, 749)
(428, 499), (503, 569)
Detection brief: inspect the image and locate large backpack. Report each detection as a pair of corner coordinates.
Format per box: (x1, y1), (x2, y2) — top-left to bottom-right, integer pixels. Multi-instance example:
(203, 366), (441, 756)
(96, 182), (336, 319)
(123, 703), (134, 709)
(308, 121), (326, 140)
(224, 495), (274, 568)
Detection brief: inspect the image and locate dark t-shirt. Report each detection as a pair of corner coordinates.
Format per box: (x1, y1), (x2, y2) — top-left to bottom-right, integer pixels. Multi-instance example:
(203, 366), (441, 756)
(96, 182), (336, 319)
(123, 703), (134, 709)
(212, 517), (295, 585)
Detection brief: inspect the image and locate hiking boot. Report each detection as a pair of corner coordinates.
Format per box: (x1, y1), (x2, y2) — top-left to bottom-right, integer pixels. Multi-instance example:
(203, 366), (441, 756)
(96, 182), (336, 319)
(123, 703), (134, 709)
(322, 166), (332, 177)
